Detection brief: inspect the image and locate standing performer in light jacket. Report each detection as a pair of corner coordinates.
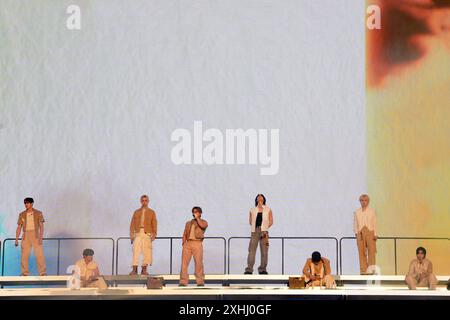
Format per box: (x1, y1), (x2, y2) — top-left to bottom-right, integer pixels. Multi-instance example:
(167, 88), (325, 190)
(129, 194), (157, 275)
(353, 194), (377, 275)
(245, 194), (273, 275)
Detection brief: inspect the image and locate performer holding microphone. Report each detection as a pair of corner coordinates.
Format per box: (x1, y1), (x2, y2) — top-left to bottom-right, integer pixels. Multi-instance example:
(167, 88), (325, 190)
(179, 206), (208, 287)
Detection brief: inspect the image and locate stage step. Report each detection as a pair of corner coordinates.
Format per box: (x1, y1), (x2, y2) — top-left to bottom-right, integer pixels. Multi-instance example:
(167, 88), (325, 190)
(0, 286), (449, 300)
(0, 274), (448, 287)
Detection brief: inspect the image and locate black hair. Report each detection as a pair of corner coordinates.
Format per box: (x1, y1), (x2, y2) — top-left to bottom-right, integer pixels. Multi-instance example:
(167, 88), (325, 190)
(254, 194), (267, 207)
(311, 251), (322, 263)
(192, 206), (202, 214)
(83, 248), (94, 256)
(24, 197), (34, 204)
(416, 247), (427, 256)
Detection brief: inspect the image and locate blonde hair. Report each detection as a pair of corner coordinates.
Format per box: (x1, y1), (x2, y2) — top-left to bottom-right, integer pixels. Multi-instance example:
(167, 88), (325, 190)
(359, 194), (370, 201)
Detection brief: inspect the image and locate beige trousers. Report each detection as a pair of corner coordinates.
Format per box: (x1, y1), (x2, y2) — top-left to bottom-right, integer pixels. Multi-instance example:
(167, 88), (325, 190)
(21, 230), (46, 276)
(405, 274), (438, 290)
(132, 229), (152, 266)
(83, 277), (108, 290)
(306, 274), (336, 289)
(356, 227), (376, 274)
(180, 240), (204, 285)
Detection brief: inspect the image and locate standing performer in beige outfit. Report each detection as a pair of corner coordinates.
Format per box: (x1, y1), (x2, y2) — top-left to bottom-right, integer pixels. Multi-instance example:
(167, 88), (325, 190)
(353, 194), (377, 275)
(129, 195), (158, 275)
(75, 248), (108, 290)
(245, 194), (273, 275)
(302, 251), (336, 289)
(179, 206), (208, 287)
(405, 247), (437, 290)
(15, 197), (47, 276)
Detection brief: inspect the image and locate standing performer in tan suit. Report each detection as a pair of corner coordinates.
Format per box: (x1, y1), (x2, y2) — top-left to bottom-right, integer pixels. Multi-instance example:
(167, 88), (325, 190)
(129, 195), (157, 275)
(405, 247), (437, 290)
(179, 206), (208, 287)
(353, 194), (377, 275)
(302, 251), (336, 289)
(15, 197), (47, 276)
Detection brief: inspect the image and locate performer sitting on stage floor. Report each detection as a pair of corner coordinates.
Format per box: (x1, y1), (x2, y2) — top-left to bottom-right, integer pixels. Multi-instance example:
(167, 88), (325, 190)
(405, 247), (437, 290)
(75, 248), (108, 290)
(179, 206), (208, 287)
(15, 197), (47, 276)
(129, 194), (158, 275)
(302, 251), (336, 289)
(353, 194), (378, 275)
(245, 194), (273, 275)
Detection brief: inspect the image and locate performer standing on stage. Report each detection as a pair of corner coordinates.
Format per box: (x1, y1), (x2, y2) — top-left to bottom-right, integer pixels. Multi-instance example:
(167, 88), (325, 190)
(405, 247), (437, 290)
(179, 206), (208, 286)
(129, 195), (157, 275)
(15, 197), (47, 276)
(302, 251), (336, 289)
(245, 194), (273, 275)
(353, 194), (377, 275)
(75, 248), (108, 290)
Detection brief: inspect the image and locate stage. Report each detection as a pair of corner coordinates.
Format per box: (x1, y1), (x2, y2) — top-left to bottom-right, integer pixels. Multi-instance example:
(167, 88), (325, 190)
(0, 275), (448, 300)
(0, 286), (449, 300)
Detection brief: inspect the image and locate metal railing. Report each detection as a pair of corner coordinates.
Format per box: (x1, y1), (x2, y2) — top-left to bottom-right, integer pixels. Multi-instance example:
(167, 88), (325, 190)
(227, 236), (339, 275)
(1, 237), (115, 276)
(115, 237), (227, 275)
(339, 236), (450, 275)
(0, 236), (448, 276)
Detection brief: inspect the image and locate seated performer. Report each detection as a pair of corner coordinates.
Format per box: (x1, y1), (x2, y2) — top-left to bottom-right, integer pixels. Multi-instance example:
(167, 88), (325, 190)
(74, 248), (108, 290)
(302, 251), (336, 289)
(405, 247), (437, 290)
(179, 207), (208, 287)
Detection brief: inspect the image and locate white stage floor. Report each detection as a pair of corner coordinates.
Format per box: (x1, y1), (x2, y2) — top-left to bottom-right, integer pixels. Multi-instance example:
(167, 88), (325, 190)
(0, 286), (449, 300)
(0, 274), (448, 299)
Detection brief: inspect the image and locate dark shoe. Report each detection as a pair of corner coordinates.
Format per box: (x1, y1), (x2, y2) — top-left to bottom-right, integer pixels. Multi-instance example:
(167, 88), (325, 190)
(244, 271), (252, 275)
(178, 283), (187, 287)
(259, 271), (268, 275)
(129, 266), (138, 275)
(197, 284), (205, 287)
(141, 266), (149, 275)
(20, 273), (29, 276)
(40, 273), (47, 276)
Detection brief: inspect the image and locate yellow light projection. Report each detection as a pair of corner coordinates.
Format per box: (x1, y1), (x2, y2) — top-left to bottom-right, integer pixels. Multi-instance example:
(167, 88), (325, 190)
(366, 0), (450, 274)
